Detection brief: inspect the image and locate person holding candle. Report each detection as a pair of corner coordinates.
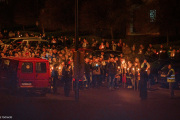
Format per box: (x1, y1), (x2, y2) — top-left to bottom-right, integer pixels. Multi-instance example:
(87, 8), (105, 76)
(115, 65), (121, 88)
(121, 59), (127, 88)
(134, 58), (141, 90)
(126, 61), (133, 88)
(99, 42), (105, 50)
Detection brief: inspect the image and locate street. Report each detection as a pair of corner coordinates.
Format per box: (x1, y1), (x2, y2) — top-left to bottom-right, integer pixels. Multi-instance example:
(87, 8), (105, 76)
(0, 84), (180, 120)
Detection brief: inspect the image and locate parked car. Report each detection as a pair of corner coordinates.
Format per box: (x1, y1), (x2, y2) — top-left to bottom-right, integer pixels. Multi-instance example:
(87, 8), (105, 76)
(3, 37), (48, 48)
(4, 37), (36, 45)
(15, 38), (48, 49)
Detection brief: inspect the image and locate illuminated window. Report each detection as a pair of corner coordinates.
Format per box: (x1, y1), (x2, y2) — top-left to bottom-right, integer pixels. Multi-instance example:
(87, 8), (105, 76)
(150, 10), (156, 22)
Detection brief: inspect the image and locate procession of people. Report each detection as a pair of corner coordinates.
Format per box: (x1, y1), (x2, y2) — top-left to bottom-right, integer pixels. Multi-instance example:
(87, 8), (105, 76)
(0, 34), (179, 98)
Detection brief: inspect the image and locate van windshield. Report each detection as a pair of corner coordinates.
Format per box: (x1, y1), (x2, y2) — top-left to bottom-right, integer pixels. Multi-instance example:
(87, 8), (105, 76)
(22, 62), (33, 73)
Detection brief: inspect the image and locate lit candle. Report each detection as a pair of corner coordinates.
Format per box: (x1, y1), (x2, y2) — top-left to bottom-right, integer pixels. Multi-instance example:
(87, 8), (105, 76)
(172, 53), (175, 57)
(132, 68), (135, 71)
(102, 45), (104, 49)
(59, 66), (61, 70)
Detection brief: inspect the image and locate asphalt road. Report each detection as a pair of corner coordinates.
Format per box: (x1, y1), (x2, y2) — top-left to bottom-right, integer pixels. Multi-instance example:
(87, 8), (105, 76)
(0, 84), (180, 120)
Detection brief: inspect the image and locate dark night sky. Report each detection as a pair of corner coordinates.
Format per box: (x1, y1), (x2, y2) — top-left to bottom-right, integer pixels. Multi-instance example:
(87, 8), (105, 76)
(0, 0), (180, 38)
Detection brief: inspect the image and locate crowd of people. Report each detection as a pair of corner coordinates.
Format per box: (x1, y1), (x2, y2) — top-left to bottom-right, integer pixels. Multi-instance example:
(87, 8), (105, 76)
(0, 35), (180, 98)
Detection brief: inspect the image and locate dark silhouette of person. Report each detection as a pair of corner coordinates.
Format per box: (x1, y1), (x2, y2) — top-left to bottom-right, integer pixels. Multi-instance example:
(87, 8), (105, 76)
(62, 63), (72, 97)
(139, 64), (148, 100)
(51, 64), (59, 94)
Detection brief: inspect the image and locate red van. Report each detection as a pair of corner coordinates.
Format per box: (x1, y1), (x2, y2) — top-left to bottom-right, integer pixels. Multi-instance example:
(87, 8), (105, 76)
(0, 57), (51, 95)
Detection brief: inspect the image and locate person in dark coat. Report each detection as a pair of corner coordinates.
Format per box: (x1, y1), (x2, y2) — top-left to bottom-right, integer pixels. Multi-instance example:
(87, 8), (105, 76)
(139, 65), (148, 100)
(51, 64), (59, 94)
(62, 63), (72, 97)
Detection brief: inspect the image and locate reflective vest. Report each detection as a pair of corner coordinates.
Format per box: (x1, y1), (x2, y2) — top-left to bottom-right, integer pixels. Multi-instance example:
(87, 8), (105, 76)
(167, 69), (175, 82)
(126, 75), (131, 79)
(126, 72), (132, 79)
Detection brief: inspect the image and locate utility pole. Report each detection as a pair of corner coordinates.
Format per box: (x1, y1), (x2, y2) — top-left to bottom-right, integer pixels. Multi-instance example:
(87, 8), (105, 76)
(74, 0), (79, 101)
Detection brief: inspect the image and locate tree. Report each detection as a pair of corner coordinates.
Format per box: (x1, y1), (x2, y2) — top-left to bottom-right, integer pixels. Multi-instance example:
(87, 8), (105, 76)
(39, 0), (74, 31)
(13, 0), (37, 26)
(79, 0), (127, 39)
(158, 0), (180, 45)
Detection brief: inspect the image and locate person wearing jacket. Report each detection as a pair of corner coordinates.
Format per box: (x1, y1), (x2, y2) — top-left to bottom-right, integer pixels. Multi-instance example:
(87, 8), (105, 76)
(161, 64), (175, 98)
(107, 57), (117, 90)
